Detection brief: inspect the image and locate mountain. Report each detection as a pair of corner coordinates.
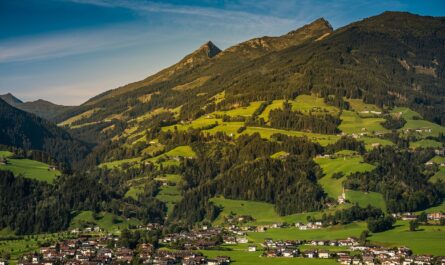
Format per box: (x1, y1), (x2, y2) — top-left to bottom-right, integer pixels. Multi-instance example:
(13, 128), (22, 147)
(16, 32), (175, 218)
(58, 12), (444, 129)
(0, 92), (23, 106)
(55, 18), (334, 125)
(1, 11), (445, 252)
(0, 98), (88, 165)
(0, 93), (73, 121)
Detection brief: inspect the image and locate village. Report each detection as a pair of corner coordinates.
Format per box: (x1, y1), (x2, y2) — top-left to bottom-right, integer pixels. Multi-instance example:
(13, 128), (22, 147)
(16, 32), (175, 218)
(4, 210), (444, 265)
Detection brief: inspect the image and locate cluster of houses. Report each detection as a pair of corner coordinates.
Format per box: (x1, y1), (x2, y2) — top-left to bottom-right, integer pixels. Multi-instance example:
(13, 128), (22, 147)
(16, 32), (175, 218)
(17, 236), (133, 265)
(160, 227), (223, 250)
(14, 235), (231, 265)
(391, 212), (445, 222)
(261, 238), (445, 265)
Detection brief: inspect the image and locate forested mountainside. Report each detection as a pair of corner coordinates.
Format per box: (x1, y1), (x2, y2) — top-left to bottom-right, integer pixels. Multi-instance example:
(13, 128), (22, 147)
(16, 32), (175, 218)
(0, 98), (89, 167)
(0, 93), (72, 121)
(0, 11), (444, 252)
(54, 12), (444, 135)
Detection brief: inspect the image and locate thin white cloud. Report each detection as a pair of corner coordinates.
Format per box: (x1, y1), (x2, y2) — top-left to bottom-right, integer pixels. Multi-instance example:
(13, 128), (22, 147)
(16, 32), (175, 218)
(0, 24), (155, 63)
(68, 0), (294, 26)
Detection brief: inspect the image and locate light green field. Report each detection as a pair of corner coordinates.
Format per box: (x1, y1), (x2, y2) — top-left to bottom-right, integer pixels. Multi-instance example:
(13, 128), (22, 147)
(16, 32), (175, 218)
(243, 127), (339, 146)
(165, 145), (196, 158)
(154, 174), (182, 183)
(204, 122), (244, 136)
(421, 200), (445, 213)
(315, 156), (375, 199)
(339, 110), (387, 134)
(69, 211), (141, 234)
(0, 151), (13, 157)
(156, 185), (182, 216)
(98, 157), (142, 169)
(346, 190), (387, 212)
(124, 185), (144, 199)
(392, 107), (445, 137)
(145, 145), (195, 168)
(270, 151), (289, 159)
(430, 167), (445, 183)
(369, 221), (445, 256)
(410, 139), (443, 149)
(346, 99), (381, 113)
(210, 197), (353, 226)
(430, 156), (445, 164)
(211, 197), (283, 225)
(360, 137), (394, 150)
(142, 141), (165, 156)
(258, 100), (285, 122)
(213, 101), (264, 117)
(212, 91), (225, 104)
(291, 95), (339, 115)
(248, 222), (367, 243)
(163, 117), (222, 132)
(0, 153), (60, 183)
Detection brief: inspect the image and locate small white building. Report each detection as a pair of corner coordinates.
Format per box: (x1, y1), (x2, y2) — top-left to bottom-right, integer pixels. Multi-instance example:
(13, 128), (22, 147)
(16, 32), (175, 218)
(248, 246), (257, 252)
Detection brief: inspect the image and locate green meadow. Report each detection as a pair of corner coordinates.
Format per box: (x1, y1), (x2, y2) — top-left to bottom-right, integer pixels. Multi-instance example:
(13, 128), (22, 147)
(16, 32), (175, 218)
(346, 99), (381, 113)
(0, 151), (60, 183)
(430, 167), (445, 183)
(211, 196), (283, 225)
(346, 190), (387, 212)
(69, 211), (141, 234)
(315, 156), (375, 198)
(291, 95), (339, 115)
(369, 221), (445, 256)
(98, 157), (142, 169)
(392, 107), (445, 137)
(156, 185), (182, 216)
(339, 110), (387, 134)
(410, 139), (443, 149)
(213, 101), (264, 117)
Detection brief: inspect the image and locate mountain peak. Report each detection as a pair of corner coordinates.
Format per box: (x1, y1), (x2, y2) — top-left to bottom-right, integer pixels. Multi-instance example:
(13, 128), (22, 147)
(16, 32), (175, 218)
(287, 17), (333, 36)
(0, 92), (23, 106)
(199, 40), (222, 58)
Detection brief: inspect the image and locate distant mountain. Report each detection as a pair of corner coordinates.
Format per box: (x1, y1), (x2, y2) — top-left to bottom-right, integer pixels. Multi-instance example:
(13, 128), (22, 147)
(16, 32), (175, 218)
(0, 93), (23, 106)
(0, 93), (72, 121)
(0, 98), (88, 165)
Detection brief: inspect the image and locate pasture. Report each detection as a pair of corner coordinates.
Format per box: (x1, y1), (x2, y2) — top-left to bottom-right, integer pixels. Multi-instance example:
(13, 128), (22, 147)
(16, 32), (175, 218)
(0, 152), (60, 183)
(69, 211), (141, 234)
(339, 111), (387, 134)
(315, 156), (375, 199)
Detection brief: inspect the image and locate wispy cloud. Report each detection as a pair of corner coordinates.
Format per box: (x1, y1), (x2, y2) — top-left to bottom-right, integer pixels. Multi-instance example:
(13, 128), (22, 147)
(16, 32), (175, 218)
(68, 0), (295, 27)
(0, 24), (154, 63)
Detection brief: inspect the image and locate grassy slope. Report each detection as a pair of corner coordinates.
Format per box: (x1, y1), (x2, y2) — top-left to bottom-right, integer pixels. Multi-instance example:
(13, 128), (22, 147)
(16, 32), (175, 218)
(339, 110), (387, 134)
(156, 185), (182, 216)
(430, 167), (445, 183)
(392, 107), (445, 137)
(315, 156), (375, 198)
(0, 150), (60, 183)
(346, 190), (387, 212)
(69, 211), (141, 234)
(211, 197), (283, 225)
(410, 139), (443, 149)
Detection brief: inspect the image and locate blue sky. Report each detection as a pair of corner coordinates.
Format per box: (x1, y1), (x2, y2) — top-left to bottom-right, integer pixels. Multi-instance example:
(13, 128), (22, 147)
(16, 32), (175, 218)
(0, 0), (444, 105)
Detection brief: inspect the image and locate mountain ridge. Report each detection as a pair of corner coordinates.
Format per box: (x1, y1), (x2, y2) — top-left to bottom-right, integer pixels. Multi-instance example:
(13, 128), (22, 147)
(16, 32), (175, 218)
(0, 93), (73, 122)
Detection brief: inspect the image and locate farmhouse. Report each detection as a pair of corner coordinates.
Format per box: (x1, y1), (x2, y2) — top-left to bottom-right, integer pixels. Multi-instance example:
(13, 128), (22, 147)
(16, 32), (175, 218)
(248, 246), (257, 252)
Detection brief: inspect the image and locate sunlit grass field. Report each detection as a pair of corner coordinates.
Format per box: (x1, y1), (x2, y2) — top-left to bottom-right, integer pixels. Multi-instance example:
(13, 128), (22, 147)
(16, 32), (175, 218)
(0, 150), (60, 183)
(315, 156), (375, 198)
